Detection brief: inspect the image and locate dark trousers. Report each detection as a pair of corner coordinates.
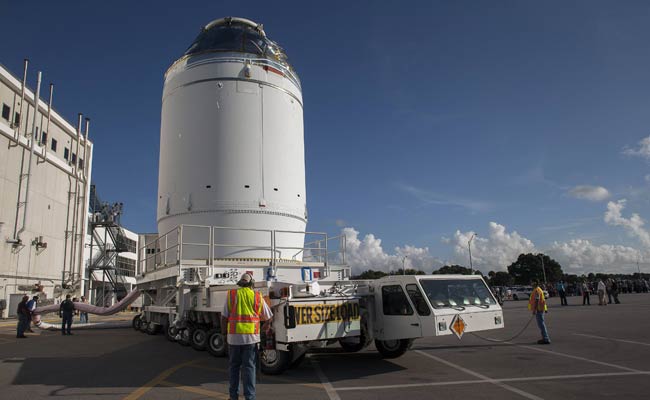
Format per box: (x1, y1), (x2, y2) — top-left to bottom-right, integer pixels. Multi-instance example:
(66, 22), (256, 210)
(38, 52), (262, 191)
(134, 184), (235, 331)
(559, 291), (568, 306)
(61, 314), (73, 334)
(16, 315), (29, 337)
(582, 293), (590, 305)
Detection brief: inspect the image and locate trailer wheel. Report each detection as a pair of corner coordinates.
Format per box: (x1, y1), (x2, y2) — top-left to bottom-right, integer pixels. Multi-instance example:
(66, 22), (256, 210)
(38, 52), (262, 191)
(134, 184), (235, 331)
(132, 315), (142, 331)
(166, 325), (178, 342)
(339, 333), (367, 352)
(178, 328), (192, 346)
(206, 329), (227, 357)
(146, 322), (160, 335)
(139, 320), (149, 333)
(261, 348), (292, 375)
(375, 339), (410, 359)
(191, 328), (208, 351)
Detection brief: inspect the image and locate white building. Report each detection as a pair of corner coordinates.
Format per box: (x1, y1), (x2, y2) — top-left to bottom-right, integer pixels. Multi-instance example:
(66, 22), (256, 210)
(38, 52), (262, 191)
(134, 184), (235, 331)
(0, 60), (93, 317)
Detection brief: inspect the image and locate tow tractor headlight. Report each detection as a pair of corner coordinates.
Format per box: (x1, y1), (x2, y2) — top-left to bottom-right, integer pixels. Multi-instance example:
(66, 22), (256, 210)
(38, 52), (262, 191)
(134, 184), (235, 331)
(495, 316), (502, 325)
(438, 322), (447, 331)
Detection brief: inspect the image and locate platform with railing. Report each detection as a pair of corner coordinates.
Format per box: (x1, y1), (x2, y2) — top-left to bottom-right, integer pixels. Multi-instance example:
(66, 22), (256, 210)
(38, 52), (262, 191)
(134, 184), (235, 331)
(137, 224), (350, 284)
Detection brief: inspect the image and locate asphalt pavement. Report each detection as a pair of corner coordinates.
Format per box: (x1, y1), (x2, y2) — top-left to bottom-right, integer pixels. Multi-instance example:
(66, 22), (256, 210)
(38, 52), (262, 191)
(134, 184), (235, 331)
(0, 293), (649, 399)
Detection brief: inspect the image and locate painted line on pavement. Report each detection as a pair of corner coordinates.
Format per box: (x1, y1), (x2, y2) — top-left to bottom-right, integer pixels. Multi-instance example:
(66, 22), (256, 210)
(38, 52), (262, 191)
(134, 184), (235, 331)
(334, 371), (650, 391)
(414, 350), (544, 400)
(122, 359), (200, 400)
(517, 344), (641, 372)
(311, 358), (341, 400)
(159, 380), (229, 399)
(191, 363), (324, 389)
(574, 333), (650, 347)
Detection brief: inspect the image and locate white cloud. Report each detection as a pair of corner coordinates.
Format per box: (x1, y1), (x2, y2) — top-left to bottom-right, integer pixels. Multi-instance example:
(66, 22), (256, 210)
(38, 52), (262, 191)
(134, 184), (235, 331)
(568, 185), (610, 201)
(341, 227), (441, 275)
(550, 239), (643, 273)
(446, 221), (646, 274)
(623, 135), (650, 159)
(451, 222), (536, 271)
(335, 219), (347, 227)
(645, 174), (650, 183)
(604, 199), (650, 247)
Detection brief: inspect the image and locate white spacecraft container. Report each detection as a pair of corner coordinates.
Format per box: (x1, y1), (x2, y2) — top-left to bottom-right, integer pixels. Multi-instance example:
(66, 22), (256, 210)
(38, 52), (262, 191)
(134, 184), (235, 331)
(157, 17), (307, 260)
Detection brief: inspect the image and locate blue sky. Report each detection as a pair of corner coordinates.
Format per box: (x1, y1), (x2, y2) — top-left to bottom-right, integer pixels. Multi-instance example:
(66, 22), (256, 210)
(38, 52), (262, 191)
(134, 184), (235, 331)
(2, 1), (649, 274)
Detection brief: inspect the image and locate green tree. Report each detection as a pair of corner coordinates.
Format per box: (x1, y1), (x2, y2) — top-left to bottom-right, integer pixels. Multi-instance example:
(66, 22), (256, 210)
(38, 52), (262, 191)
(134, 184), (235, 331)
(489, 271), (513, 287)
(353, 269), (389, 280)
(391, 269), (426, 275)
(433, 265), (480, 275)
(507, 253), (563, 285)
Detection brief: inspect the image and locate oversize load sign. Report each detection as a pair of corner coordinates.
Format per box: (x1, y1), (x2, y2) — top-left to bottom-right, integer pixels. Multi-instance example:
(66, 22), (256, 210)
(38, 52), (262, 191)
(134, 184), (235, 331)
(294, 302), (360, 325)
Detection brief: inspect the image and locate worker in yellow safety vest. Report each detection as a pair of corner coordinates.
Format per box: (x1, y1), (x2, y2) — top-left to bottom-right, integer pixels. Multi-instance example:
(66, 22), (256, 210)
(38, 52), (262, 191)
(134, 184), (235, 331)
(221, 273), (272, 400)
(528, 280), (550, 345)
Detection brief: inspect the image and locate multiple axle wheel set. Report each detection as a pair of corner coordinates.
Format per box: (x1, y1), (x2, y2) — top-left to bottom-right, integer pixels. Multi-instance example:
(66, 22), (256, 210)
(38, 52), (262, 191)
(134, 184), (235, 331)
(132, 313), (412, 374)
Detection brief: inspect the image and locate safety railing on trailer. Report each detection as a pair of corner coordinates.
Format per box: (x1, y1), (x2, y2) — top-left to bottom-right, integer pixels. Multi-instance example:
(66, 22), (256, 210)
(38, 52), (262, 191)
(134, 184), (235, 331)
(139, 224), (349, 276)
(138, 226), (181, 274)
(211, 226), (277, 263)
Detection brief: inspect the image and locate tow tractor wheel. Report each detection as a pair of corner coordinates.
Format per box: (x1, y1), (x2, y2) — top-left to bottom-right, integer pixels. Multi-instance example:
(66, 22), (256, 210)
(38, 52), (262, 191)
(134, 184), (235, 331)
(146, 322), (160, 335)
(206, 329), (227, 357)
(261, 348), (292, 375)
(139, 320), (149, 333)
(374, 339), (410, 359)
(178, 327), (193, 346)
(191, 328), (208, 351)
(339, 333), (367, 353)
(132, 315), (142, 331)
(166, 325), (178, 342)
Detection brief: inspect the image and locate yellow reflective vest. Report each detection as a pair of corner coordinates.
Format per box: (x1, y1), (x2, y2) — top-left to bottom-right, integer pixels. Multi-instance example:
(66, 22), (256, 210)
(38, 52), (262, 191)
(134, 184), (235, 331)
(227, 287), (263, 335)
(528, 287), (547, 312)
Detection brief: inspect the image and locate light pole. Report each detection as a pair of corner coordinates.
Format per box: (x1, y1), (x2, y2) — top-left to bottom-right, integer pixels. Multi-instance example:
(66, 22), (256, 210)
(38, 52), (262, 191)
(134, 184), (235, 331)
(402, 256), (408, 276)
(538, 254), (547, 284)
(468, 234), (476, 274)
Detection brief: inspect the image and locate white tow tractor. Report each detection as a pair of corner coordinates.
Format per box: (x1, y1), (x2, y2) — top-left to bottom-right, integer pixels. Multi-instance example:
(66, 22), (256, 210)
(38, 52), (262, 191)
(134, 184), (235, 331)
(135, 224), (504, 374)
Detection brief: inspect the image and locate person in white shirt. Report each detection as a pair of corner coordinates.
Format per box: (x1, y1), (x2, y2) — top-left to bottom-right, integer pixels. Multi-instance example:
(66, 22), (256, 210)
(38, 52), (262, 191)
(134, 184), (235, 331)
(597, 279), (607, 306)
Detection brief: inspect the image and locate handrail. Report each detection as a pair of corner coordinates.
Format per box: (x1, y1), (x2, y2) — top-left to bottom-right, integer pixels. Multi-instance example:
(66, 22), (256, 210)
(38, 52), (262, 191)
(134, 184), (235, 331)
(140, 224), (349, 275)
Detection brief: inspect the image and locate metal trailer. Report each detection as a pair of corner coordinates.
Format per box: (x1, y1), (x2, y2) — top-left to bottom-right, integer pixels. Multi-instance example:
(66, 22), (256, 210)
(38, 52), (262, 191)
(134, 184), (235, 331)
(135, 224), (505, 375)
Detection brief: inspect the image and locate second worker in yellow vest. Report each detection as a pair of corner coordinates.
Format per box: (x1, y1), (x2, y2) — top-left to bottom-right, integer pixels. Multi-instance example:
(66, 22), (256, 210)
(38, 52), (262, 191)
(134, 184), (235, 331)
(528, 280), (550, 345)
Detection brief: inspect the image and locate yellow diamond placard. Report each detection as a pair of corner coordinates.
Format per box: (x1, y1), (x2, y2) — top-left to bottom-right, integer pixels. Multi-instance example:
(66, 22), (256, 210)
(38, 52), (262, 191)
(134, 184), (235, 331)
(450, 314), (467, 339)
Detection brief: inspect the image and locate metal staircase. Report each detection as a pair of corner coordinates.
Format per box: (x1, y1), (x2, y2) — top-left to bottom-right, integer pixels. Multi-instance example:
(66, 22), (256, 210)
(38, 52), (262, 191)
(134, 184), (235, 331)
(87, 185), (130, 305)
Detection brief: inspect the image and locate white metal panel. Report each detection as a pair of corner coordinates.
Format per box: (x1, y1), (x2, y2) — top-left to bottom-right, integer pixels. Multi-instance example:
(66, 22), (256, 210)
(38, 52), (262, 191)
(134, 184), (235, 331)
(158, 57), (307, 260)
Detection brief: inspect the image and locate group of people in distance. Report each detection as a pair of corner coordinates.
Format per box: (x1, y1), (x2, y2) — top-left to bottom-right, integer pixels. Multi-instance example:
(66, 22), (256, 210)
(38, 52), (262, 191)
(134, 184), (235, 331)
(16, 294), (90, 338)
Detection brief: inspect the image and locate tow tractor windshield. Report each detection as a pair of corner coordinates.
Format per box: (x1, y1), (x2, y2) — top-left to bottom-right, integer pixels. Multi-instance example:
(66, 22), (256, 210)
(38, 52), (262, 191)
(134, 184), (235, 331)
(419, 279), (497, 309)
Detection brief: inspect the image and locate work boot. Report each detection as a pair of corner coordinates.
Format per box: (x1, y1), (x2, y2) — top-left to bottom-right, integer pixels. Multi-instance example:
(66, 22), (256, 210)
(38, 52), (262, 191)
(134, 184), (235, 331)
(537, 339), (550, 345)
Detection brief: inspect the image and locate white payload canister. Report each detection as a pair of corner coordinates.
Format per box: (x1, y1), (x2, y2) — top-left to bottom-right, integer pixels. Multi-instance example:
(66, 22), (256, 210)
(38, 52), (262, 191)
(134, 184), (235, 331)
(157, 17), (307, 261)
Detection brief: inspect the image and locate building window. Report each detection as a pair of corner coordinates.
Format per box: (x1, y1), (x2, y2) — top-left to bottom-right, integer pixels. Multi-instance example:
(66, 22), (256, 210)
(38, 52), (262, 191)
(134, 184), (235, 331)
(41, 131), (47, 145)
(14, 112), (20, 125)
(1, 104), (9, 121)
(51, 138), (57, 152)
(71, 153), (77, 164)
(123, 238), (137, 253)
(64, 147), (69, 160)
(116, 256), (136, 277)
(79, 158), (84, 169)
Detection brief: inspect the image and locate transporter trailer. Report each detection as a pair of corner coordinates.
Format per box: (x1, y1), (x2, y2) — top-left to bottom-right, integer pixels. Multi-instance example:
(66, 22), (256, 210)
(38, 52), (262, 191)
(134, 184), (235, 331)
(135, 16), (504, 374)
(134, 224), (505, 375)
